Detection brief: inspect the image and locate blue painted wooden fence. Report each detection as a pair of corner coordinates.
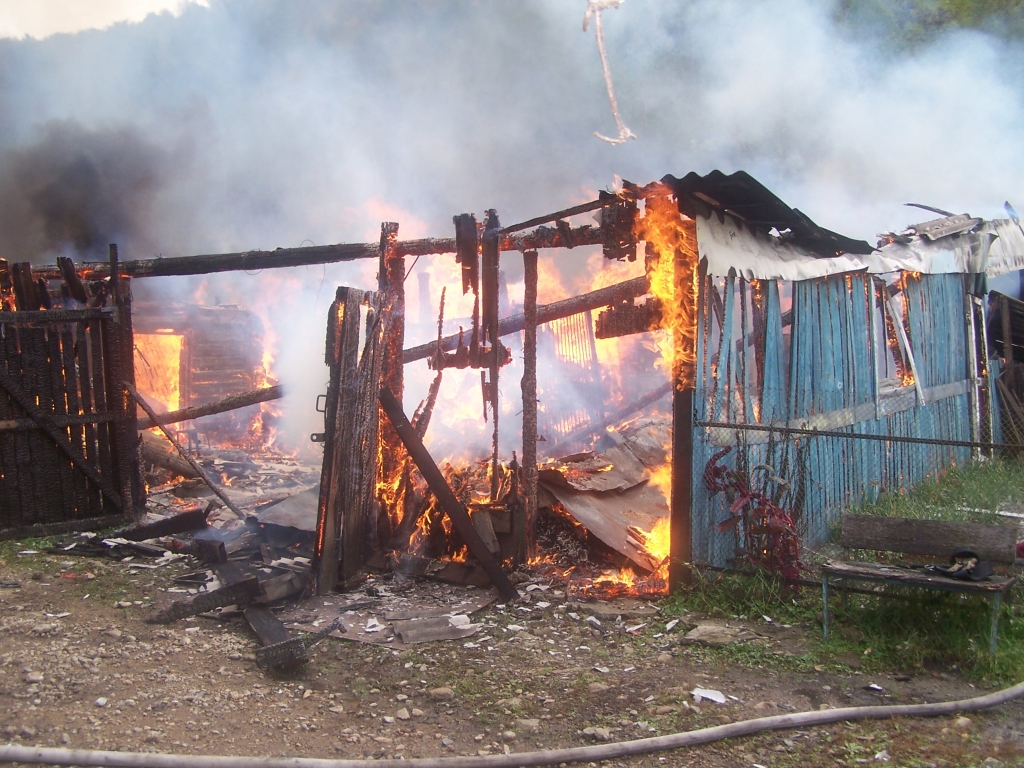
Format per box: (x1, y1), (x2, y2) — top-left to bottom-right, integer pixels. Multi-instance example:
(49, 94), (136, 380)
(690, 270), (995, 569)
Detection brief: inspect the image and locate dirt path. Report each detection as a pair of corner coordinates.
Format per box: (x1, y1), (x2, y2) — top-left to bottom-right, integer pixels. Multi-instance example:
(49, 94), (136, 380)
(2, 549), (1022, 768)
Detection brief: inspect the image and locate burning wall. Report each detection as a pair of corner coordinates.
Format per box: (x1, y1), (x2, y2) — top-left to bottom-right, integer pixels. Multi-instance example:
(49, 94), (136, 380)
(133, 301), (275, 448)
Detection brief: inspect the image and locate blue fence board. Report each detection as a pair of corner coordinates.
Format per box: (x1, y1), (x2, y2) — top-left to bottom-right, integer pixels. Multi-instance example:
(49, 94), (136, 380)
(691, 271), (988, 569)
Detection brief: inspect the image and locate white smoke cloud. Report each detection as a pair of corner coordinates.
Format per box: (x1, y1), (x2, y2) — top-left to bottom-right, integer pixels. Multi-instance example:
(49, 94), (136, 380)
(0, 0), (209, 41)
(0, 0), (1021, 455)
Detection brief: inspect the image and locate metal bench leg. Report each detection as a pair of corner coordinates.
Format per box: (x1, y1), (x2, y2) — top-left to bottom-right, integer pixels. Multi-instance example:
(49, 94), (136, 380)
(822, 576), (830, 642)
(990, 591), (1003, 656)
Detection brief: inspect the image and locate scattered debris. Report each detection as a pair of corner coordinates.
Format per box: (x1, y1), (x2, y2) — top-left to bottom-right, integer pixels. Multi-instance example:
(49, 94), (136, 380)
(692, 687), (727, 705)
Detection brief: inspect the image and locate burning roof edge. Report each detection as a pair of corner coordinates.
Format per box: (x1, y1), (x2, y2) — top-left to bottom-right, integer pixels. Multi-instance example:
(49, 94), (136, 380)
(664, 170), (1024, 281)
(663, 170), (876, 258)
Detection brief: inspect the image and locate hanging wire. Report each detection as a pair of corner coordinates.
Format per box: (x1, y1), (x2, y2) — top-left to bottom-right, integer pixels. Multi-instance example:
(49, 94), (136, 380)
(583, 0), (636, 145)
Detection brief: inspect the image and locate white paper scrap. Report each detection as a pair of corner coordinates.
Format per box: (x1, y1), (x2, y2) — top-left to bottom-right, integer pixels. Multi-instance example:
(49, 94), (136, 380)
(691, 687), (727, 704)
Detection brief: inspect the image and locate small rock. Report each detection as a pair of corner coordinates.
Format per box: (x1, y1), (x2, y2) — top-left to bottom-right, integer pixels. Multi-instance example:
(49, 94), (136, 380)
(441, 738), (455, 750)
(588, 683), (610, 693)
(954, 716), (973, 729)
(117, 601), (132, 608)
(95, 697), (108, 708)
(61, 734), (70, 745)
(429, 687), (455, 701)
(105, 629), (122, 639)
(24, 671), (43, 684)
(30, 623), (58, 635)
(329, 706), (345, 714)
(980, 758), (1006, 768)
(839, 626), (865, 643)
(20, 725), (36, 738)
(656, 652), (672, 663)
(411, 708), (425, 718)
(382, 716), (395, 724)
(516, 718), (540, 733)
(836, 652), (864, 670)
(582, 726), (612, 741)
(302, 689), (312, 699)
(396, 708), (410, 721)
(502, 731), (516, 741)
(654, 705), (675, 715)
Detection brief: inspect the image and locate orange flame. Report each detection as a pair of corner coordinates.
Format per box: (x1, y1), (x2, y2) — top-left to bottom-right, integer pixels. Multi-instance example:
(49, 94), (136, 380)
(635, 189), (700, 390)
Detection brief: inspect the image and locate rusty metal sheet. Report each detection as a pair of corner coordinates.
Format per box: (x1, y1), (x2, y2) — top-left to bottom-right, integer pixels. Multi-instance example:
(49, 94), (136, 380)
(256, 487), (319, 531)
(541, 480), (668, 572)
(539, 420), (669, 493)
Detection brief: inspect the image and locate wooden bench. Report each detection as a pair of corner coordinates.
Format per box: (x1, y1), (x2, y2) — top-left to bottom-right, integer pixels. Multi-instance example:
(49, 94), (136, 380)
(821, 514), (1018, 655)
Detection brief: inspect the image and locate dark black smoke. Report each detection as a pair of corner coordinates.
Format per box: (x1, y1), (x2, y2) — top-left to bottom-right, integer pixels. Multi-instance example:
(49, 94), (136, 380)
(0, 120), (168, 264)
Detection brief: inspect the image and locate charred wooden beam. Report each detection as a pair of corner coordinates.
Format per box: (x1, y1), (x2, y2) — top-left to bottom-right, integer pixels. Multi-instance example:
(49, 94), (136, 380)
(117, 507), (209, 541)
(11, 263), (41, 311)
(481, 210), (502, 499)
(57, 257), (89, 304)
(126, 383), (244, 518)
(595, 297), (661, 339)
(245, 605), (308, 670)
(0, 307), (114, 323)
(378, 387), (519, 601)
(136, 385), (283, 430)
(404, 276), (648, 364)
(520, 250), (539, 563)
(145, 573), (260, 624)
(33, 223), (602, 281)
(377, 222), (405, 548)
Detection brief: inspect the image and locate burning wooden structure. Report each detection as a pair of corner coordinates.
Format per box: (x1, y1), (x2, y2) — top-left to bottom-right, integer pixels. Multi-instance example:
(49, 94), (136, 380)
(7, 170), (1024, 600)
(132, 301), (268, 444)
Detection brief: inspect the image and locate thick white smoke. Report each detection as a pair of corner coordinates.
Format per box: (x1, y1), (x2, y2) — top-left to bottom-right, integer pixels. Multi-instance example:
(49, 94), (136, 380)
(0, 0), (1020, 455)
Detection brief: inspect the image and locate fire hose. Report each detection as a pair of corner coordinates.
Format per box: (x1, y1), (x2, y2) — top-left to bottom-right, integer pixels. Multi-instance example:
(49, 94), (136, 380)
(3, 680), (1024, 768)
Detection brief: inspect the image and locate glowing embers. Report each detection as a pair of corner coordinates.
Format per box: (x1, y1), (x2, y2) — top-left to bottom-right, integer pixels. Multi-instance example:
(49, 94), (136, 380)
(134, 332), (184, 413)
(531, 502), (669, 599)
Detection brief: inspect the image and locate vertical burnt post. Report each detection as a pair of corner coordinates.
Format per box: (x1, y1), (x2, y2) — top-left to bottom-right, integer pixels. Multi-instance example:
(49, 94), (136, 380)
(481, 210), (501, 500)
(377, 222), (404, 545)
(314, 287), (362, 594)
(520, 250), (539, 562)
(103, 244), (142, 515)
(116, 273), (144, 513)
(669, 218), (701, 592)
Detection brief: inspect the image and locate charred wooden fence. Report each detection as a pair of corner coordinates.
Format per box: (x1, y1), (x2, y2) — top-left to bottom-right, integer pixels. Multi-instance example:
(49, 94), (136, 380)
(688, 270), (1000, 569)
(0, 282), (143, 538)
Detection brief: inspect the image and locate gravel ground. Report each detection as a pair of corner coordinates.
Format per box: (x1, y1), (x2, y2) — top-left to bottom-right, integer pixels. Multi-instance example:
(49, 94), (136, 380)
(2, 549), (1024, 768)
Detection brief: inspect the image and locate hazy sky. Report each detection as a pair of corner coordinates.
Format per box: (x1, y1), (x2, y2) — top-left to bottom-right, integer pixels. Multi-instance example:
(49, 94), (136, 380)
(0, 0), (207, 40)
(1, 1), (1020, 453)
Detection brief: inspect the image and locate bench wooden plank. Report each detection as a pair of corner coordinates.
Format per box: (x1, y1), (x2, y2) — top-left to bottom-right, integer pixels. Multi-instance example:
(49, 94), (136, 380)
(838, 514), (1017, 563)
(822, 559), (1016, 593)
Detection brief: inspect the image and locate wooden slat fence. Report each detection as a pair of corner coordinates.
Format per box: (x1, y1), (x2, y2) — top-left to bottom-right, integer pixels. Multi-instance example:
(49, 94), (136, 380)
(0, 286), (141, 537)
(691, 270), (998, 568)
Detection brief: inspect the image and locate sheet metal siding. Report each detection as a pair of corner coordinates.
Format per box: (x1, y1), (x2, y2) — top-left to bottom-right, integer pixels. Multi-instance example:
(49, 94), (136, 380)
(692, 272), (977, 569)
